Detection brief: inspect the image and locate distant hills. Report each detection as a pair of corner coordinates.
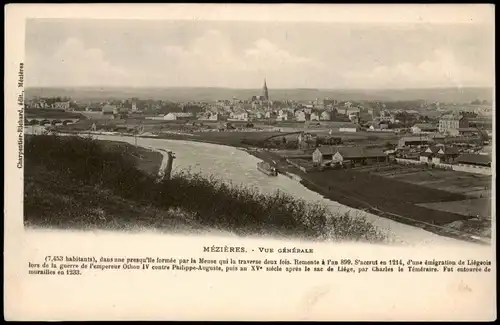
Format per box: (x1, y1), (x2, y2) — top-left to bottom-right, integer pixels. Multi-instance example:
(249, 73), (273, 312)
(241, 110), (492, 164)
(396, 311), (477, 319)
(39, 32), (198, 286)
(25, 86), (494, 104)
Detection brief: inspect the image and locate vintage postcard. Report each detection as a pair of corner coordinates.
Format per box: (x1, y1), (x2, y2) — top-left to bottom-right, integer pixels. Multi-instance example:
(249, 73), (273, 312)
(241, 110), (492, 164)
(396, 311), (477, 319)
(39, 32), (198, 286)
(4, 4), (496, 321)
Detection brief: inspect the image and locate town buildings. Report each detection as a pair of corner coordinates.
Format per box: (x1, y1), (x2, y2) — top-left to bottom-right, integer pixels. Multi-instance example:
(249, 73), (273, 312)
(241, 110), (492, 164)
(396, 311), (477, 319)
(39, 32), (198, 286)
(439, 114), (469, 135)
(419, 145), (460, 164)
(338, 123), (361, 133)
(455, 154), (492, 167)
(312, 146), (386, 166)
(398, 136), (430, 148)
(411, 123), (438, 134)
(162, 112), (194, 120)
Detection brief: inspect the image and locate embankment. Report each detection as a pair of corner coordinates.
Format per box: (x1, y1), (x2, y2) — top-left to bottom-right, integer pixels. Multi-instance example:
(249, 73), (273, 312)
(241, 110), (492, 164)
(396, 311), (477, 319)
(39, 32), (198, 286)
(24, 134), (386, 243)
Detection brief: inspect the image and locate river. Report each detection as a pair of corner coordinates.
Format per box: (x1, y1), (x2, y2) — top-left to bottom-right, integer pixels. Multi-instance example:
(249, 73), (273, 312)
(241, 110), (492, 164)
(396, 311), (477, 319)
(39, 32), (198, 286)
(80, 133), (475, 246)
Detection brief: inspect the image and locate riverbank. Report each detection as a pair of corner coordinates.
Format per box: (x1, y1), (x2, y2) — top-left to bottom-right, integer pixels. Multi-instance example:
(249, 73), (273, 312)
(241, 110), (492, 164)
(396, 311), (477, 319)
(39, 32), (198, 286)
(23, 137), (210, 234)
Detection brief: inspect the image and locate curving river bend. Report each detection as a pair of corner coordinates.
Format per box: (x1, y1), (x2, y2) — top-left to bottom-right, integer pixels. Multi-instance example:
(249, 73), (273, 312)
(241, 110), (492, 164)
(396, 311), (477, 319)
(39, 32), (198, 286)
(87, 134), (474, 247)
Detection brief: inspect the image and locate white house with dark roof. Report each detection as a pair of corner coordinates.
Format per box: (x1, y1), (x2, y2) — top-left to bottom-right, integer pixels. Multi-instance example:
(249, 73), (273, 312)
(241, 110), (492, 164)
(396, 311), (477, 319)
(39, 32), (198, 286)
(338, 123), (361, 133)
(295, 110), (310, 122)
(411, 123), (439, 134)
(310, 111), (320, 121)
(312, 146), (386, 166)
(320, 111), (332, 121)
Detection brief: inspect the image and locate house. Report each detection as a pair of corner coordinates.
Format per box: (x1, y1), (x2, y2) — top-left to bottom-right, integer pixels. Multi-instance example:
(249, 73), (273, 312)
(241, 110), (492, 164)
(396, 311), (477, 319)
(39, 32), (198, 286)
(398, 136), (430, 148)
(320, 111), (332, 121)
(411, 123), (438, 134)
(295, 110), (310, 122)
(302, 108), (313, 115)
(253, 111), (266, 119)
(276, 110), (294, 121)
(298, 132), (318, 149)
(117, 105), (129, 114)
(53, 101), (71, 110)
(102, 104), (116, 115)
(468, 117), (493, 130)
(312, 146), (386, 166)
(265, 111), (276, 119)
(323, 136), (342, 145)
(439, 114), (469, 135)
(86, 104), (102, 112)
(229, 110), (249, 121)
(419, 145), (460, 164)
(455, 154), (492, 167)
(338, 123), (361, 133)
(312, 146), (337, 165)
(163, 112), (178, 120)
(197, 112), (211, 120)
(478, 145), (492, 155)
(378, 110), (395, 123)
(457, 127), (479, 136)
(163, 112), (194, 120)
(209, 113), (220, 121)
(310, 112), (320, 121)
(198, 112), (219, 121)
(332, 147), (386, 166)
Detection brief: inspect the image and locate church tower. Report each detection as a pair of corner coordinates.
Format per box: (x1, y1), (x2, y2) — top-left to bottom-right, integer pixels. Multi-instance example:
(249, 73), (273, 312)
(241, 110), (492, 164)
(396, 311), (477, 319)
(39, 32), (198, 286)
(262, 78), (269, 101)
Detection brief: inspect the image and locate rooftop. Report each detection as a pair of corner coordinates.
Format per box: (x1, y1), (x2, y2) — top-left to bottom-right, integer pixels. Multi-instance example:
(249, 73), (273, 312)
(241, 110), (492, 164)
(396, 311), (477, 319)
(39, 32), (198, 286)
(338, 123), (360, 129)
(456, 154), (492, 166)
(440, 114), (463, 120)
(413, 123), (438, 130)
(399, 136), (430, 142)
(316, 146), (386, 158)
(423, 146), (460, 155)
(458, 127), (479, 132)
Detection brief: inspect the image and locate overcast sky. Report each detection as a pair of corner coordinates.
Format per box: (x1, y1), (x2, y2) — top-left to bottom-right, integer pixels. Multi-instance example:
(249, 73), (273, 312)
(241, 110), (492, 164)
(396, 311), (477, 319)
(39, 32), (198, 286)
(25, 19), (494, 89)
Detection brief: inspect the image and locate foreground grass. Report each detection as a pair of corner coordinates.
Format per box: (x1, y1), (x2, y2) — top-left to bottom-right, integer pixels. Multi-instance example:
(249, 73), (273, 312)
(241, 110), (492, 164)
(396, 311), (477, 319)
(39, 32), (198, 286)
(24, 135), (386, 242)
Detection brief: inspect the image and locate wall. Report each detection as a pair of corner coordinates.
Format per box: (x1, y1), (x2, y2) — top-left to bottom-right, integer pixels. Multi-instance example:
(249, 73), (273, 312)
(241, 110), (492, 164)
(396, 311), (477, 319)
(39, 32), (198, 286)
(452, 164), (492, 175)
(145, 116), (166, 121)
(312, 150), (322, 164)
(395, 158), (491, 175)
(286, 159), (309, 173)
(431, 157), (441, 164)
(339, 128), (357, 133)
(332, 152), (343, 163)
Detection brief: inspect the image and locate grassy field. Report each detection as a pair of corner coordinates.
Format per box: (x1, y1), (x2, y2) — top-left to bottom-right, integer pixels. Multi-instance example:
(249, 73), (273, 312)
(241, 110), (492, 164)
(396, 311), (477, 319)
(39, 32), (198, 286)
(23, 137), (202, 232)
(26, 109), (86, 120)
(345, 163), (492, 238)
(97, 140), (163, 176)
(300, 168), (468, 225)
(417, 198), (491, 219)
(358, 164), (492, 198)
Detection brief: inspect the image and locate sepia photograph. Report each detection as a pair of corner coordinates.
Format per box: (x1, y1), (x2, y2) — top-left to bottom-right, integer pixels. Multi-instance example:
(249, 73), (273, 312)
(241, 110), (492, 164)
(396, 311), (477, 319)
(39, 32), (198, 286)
(23, 16), (493, 245)
(4, 4), (496, 321)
